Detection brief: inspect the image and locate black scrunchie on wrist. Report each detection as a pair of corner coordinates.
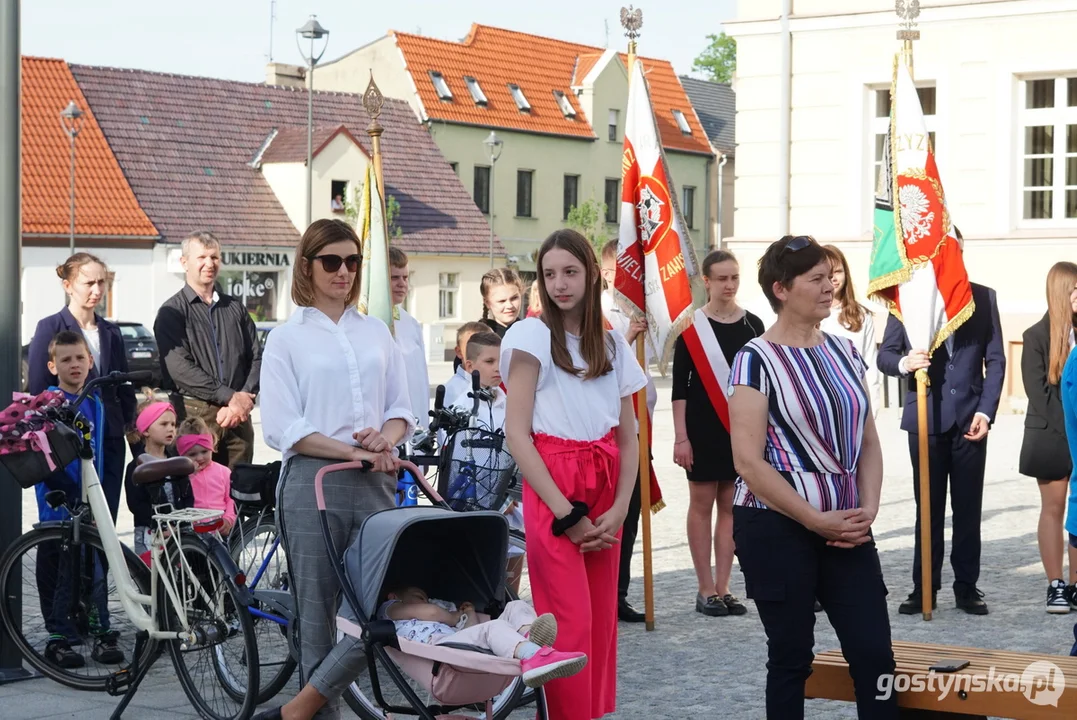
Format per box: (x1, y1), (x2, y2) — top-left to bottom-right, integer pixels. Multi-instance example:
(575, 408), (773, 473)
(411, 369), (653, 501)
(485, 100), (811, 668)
(552, 501), (590, 537)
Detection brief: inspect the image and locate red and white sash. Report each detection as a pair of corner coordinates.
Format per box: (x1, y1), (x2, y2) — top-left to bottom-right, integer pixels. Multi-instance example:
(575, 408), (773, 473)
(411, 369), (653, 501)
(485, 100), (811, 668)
(681, 308), (732, 432)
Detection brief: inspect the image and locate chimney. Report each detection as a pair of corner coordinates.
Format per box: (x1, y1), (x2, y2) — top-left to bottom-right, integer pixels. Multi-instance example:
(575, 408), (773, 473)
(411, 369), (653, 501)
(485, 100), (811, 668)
(266, 62), (306, 88)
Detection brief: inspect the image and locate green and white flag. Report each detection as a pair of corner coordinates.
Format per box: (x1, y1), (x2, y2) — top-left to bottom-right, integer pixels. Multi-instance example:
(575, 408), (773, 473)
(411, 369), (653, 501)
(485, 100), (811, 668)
(356, 163), (395, 335)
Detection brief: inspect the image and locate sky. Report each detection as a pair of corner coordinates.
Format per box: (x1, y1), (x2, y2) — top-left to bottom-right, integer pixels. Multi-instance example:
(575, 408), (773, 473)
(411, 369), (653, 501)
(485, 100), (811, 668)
(23, 0), (737, 83)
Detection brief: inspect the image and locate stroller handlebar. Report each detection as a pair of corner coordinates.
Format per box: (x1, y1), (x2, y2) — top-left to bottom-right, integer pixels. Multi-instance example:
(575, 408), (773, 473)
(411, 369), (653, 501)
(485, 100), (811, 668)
(313, 458), (443, 512)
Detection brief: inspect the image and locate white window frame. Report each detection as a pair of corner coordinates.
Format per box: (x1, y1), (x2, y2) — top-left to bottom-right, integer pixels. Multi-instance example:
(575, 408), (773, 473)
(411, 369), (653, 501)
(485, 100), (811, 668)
(608, 109), (619, 142)
(682, 186), (696, 229)
(508, 84), (531, 112)
(869, 84), (937, 213)
(429, 71), (452, 101)
(1017, 75), (1077, 227)
(554, 90), (576, 118)
(672, 109), (692, 135)
(438, 272), (459, 320)
(464, 76), (488, 106)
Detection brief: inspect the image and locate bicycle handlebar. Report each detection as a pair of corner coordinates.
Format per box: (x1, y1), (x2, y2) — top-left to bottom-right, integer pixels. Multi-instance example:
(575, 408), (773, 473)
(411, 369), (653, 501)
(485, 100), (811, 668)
(70, 370), (155, 414)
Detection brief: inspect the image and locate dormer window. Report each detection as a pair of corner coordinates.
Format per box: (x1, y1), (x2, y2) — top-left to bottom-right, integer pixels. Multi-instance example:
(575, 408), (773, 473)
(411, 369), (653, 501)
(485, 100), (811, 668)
(508, 84), (531, 112)
(672, 109), (692, 135)
(553, 90), (576, 118)
(464, 76), (488, 106)
(429, 71), (453, 101)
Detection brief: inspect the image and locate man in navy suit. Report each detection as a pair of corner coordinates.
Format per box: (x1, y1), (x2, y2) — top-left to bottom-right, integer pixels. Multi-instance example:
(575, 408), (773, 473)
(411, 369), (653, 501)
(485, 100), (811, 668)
(878, 244), (1006, 615)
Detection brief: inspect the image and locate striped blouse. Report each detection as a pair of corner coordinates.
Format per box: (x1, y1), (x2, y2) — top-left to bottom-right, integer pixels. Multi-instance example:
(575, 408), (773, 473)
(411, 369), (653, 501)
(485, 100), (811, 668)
(728, 334), (869, 512)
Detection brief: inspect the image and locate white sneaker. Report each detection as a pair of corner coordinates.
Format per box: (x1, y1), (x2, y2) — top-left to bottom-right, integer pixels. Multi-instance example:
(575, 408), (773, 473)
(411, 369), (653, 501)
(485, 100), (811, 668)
(1046, 579), (1071, 614)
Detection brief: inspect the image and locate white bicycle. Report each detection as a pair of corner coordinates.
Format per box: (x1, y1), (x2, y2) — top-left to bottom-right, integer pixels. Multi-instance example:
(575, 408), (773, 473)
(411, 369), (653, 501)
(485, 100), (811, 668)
(0, 371), (259, 720)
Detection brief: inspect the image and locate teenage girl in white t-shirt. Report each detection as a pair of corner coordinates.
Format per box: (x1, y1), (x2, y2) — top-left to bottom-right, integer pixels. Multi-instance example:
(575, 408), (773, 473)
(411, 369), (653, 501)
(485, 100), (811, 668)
(502, 229), (646, 720)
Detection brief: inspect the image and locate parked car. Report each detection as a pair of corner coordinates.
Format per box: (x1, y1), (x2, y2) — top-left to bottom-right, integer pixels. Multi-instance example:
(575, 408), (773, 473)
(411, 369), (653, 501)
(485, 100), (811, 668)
(115, 322), (161, 387)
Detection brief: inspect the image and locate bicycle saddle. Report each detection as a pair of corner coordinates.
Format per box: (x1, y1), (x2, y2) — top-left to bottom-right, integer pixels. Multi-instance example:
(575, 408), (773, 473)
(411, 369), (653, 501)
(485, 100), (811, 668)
(132, 454), (196, 485)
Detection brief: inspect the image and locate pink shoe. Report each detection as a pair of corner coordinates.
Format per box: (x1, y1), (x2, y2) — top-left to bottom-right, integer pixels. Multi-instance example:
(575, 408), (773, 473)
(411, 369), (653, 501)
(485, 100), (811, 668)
(520, 647), (587, 688)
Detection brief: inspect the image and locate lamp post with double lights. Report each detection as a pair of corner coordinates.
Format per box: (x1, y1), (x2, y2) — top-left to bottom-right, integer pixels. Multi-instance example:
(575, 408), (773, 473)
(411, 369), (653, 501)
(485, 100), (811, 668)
(59, 100), (85, 255)
(296, 15), (329, 228)
(482, 130), (503, 267)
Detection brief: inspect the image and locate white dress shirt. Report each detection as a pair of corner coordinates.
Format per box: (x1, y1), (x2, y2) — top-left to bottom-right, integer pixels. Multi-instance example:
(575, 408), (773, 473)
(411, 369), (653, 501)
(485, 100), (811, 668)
(442, 365), (471, 409)
(821, 306), (881, 417)
(260, 306), (415, 462)
(501, 317), (647, 442)
(394, 307), (431, 434)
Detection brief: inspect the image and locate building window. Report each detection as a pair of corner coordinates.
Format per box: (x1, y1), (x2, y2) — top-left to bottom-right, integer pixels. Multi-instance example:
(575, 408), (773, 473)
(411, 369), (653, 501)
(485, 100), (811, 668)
(683, 186), (696, 229)
(508, 84), (531, 112)
(608, 109), (619, 141)
(554, 90), (576, 118)
(219, 270), (279, 322)
(1019, 76), (1077, 221)
(517, 170), (534, 218)
(438, 272), (459, 319)
(429, 71), (453, 101)
(330, 179), (347, 213)
(563, 174), (579, 220)
(872, 85), (936, 203)
(474, 165), (491, 214)
(464, 76), (488, 106)
(604, 179), (620, 223)
(672, 109), (692, 135)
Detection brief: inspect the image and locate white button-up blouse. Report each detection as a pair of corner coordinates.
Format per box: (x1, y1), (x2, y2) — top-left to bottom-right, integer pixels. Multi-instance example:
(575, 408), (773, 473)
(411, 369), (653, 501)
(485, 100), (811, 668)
(260, 306), (416, 462)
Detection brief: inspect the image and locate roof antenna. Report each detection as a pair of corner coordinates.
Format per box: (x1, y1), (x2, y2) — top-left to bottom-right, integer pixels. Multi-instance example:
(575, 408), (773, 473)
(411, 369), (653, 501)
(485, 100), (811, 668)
(267, 0), (277, 62)
(604, 18), (609, 48)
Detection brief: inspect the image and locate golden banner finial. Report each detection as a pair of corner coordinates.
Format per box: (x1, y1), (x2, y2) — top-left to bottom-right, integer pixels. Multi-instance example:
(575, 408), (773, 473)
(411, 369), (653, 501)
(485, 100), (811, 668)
(895, 0), (921, 41)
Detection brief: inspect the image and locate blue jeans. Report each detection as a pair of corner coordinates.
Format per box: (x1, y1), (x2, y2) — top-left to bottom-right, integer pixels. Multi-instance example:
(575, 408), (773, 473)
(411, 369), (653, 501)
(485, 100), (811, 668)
(36, 540), (111, 641)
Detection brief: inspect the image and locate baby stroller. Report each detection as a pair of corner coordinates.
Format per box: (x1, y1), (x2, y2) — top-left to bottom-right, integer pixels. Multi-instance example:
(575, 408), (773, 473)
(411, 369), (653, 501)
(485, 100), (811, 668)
(316, 460), (547, 720)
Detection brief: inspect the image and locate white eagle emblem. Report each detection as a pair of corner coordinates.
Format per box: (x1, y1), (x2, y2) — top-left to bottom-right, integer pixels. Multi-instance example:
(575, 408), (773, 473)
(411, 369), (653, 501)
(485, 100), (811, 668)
(636, 186), (664, 245)
(899, 184), (934, 245)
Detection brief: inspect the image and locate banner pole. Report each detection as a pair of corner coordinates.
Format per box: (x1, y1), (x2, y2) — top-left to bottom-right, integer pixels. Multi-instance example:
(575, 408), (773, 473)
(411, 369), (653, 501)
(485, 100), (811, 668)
(362, 73), (395, 336)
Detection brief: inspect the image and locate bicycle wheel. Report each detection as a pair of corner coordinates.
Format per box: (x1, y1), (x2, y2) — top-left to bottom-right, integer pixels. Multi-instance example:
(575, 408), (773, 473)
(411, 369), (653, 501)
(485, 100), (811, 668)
(159, 532), (258, 720)
(230, 513), (297, 703)
(0, 525), (154, 691)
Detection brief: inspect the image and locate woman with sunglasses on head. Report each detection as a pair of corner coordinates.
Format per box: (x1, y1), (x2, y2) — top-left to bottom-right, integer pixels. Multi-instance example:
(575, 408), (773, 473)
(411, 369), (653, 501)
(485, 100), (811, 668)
(257, 219), (414, 720)
(502, 229), (646, 720)
(728, 235), (896, 719)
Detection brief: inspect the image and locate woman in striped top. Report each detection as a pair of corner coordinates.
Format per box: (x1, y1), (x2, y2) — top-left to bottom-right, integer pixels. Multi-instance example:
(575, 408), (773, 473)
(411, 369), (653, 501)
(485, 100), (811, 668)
(728, 236), (896, 719)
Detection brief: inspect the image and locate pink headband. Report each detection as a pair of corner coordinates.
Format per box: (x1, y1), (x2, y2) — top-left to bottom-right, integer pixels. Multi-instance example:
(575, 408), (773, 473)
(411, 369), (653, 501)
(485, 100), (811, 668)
(176, 433), (213, 457)
(136, 402), (175, 434)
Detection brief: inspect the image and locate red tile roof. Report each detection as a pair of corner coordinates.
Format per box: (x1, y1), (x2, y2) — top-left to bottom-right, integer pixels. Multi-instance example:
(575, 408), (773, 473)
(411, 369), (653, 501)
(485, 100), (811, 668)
(392, 24), (712, 155)
(260, 125), (368, 164)
(71, 65), (497, 255)
(21, 57), (157, 238)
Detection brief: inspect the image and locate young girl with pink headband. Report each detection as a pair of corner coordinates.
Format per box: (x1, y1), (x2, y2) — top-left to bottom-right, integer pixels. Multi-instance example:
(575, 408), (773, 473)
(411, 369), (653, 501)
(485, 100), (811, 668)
(176, 416), (236, 535)
(125, 391), (181, 556)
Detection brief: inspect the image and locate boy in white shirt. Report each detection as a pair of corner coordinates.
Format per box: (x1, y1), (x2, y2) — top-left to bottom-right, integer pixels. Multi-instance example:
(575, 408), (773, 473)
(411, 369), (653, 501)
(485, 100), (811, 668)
(443, 321), (489, 409)
(390, 247), (430, 435)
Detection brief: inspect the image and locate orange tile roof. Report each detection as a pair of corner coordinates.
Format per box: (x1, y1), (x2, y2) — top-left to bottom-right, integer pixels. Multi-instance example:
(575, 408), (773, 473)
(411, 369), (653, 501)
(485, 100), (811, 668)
(392, 24), (712, 155)
(21, 57), (157, 238)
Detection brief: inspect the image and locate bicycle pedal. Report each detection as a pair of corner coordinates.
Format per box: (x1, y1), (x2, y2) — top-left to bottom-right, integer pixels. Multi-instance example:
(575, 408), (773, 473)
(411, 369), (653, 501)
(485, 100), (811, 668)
(105, 668), (134, 696)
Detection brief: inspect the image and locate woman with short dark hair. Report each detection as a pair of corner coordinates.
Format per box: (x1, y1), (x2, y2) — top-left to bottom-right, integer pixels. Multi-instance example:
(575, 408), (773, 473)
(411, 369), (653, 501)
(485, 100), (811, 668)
(728, 235), (896, 719)
(258, 219), (414, 720)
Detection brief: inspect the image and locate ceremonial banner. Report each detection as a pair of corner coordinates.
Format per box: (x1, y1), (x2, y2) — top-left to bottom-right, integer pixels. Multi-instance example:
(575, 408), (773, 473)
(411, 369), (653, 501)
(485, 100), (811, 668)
(614, 58), (699, 374)
(868, 56), (973, 351)
(356, 163), (395, 335)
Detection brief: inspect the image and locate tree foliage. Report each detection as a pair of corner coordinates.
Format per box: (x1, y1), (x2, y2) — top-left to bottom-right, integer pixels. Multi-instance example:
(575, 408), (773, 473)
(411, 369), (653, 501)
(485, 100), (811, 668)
(693, 32), (737, 84)
(565, 197), (611, 255)
(344, 181), (403, 238)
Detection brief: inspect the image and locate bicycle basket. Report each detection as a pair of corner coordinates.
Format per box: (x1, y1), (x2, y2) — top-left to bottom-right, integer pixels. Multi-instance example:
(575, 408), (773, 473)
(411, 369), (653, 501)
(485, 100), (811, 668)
(230, 460), (282, 508)
(437, 428), (518, 513)
(0, 391), (82, 489)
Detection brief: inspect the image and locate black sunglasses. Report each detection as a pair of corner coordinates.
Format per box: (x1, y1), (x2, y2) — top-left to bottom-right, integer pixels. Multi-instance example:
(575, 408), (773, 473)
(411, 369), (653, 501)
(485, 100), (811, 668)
(780, 235), (813, 256)
(312, 253), (361, 273)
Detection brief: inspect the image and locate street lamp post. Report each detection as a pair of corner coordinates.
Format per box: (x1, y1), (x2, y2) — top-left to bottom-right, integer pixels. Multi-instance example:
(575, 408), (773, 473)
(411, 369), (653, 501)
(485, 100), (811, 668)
(296, 15), (329, 229)
(59, 100), (85, 256)
(483, 130), (503, 267)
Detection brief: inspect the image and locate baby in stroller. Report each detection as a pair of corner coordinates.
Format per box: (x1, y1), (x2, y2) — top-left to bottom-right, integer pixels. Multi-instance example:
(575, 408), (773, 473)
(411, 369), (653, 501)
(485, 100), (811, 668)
(380, 586), (586, 689)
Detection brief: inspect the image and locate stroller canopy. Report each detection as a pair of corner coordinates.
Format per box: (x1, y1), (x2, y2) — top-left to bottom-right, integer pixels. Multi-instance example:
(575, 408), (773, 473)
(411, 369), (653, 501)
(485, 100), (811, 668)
(345, 506), (509, 618)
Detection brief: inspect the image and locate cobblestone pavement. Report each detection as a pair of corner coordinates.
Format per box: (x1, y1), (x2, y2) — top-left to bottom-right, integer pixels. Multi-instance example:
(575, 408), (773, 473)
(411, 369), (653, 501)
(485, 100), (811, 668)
(3, 371), (1073, 719)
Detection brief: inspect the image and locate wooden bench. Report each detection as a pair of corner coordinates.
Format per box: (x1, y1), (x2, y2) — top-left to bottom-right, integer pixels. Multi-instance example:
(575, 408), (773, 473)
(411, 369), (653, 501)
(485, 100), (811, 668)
(806, 641), (1077, 719)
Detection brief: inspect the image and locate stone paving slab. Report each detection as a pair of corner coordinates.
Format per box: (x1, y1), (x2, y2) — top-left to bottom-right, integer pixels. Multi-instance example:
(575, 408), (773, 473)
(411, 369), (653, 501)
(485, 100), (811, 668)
(2, 373), (1072, 719)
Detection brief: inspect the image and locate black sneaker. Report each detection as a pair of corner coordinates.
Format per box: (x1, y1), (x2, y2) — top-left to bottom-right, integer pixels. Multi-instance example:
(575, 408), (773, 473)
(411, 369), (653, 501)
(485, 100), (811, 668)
(1065, 583), (1077, 611)
(696, 593), (729, 617)
(1046, 579), (1071, 614)
(91, 631), (124, 664)
(898, 588), (937, 615)
(721, 594), (748, 616)
(955, 584), (989, 615)
(45, 638), (85, 669)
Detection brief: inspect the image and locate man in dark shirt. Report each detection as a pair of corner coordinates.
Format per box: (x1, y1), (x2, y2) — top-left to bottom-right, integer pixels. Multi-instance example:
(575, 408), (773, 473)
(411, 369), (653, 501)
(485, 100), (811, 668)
(154, 231), (261, 468)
